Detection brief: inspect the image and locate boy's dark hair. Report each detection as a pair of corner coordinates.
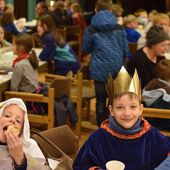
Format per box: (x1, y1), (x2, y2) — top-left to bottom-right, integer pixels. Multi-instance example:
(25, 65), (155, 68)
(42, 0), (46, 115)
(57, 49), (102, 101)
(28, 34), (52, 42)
(109, 92), (141, 106)
(155, 59), (170, 82)
(14, 33), (39, 69)
(95, 0), (111, 12)
(36, 1), (48, 11)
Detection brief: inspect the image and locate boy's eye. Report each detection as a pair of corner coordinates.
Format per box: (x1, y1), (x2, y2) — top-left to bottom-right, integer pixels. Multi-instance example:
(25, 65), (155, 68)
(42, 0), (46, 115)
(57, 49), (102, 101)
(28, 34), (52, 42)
(115, 106), (124, 110)
(131, 105), (137, 109)
(4, 113), (10, 118)
(16, 119), (22, 124)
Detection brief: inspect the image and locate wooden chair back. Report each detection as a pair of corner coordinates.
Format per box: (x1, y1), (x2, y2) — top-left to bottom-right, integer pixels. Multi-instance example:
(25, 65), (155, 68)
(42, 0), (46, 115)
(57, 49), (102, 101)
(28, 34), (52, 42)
(4, 87), (55, 129)
(31, 125), (79, 159)
(44, 71), (72, 98)
(142, 107), (170, 136)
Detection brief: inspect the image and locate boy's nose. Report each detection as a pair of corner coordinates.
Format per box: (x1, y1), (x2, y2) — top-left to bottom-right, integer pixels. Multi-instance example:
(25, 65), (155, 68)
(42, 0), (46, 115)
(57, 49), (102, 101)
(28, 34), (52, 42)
(124, 108), (131, 116)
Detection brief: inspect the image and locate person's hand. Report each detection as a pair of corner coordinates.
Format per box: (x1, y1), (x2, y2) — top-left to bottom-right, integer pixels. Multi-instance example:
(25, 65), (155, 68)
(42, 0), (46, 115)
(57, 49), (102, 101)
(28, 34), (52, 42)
(0, 118), (11, 143)
(5, 130), (25, 165)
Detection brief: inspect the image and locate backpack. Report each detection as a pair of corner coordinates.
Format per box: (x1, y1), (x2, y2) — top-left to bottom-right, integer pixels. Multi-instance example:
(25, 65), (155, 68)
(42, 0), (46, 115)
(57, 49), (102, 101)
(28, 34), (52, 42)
(26, 82), (48, 114)
(54, 95), (78, 126)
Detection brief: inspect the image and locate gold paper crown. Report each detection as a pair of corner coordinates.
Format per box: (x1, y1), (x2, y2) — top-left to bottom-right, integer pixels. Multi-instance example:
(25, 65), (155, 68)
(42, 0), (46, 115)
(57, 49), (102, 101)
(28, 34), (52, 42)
(106, 66), (141, 99)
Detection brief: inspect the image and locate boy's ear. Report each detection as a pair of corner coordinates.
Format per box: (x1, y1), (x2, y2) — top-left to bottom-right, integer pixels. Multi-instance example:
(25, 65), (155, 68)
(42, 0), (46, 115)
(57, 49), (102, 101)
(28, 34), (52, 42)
(108, 105), (114, 116)
(139, 103), (144, 116)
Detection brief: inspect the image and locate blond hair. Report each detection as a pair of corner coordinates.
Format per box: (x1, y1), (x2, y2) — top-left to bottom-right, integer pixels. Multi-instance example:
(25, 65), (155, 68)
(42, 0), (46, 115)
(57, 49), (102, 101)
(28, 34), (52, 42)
(153, 13), (170, 25)
(111, 4), (123, 17)
(123, 14), (137, 26)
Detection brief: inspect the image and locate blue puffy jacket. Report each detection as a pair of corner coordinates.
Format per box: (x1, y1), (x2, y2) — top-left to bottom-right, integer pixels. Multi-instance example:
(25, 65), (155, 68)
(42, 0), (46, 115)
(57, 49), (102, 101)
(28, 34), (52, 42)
(83, 10), (129, 81)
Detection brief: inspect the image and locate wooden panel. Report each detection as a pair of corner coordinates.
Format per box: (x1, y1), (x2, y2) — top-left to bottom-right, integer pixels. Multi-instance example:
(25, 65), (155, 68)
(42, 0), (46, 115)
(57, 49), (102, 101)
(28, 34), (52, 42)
(14, 0), (28, 19)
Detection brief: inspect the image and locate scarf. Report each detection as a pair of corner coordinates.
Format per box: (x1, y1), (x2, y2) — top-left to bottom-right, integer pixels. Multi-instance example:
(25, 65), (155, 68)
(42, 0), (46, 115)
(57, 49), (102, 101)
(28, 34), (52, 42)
(109, 115), (143, 135)
(12, 53), (29, 68)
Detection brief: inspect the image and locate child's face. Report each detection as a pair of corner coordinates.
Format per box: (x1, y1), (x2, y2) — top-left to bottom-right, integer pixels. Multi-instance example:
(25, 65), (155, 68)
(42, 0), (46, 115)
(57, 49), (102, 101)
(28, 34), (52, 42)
(37, 20), (46, 36)
(0, 27), (4, 42)
(157, 19), (170, 33)
(1, 104), (24, 142)
(12, 41), (20, 55)
(109, 94), (143, 129)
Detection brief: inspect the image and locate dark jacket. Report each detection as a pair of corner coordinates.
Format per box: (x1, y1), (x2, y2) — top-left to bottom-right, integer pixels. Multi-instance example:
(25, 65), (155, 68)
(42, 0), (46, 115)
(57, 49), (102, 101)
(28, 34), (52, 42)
(83, 10), (129, 81)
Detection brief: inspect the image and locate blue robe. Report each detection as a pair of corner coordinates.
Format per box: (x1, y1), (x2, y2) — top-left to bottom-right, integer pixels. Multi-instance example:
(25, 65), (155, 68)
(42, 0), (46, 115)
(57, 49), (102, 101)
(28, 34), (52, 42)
(73, 119), (170, 170)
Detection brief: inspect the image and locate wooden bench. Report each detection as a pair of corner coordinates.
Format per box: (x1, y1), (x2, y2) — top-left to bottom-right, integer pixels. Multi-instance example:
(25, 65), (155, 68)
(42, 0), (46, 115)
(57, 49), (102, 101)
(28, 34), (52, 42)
(142, 107), (170, 136)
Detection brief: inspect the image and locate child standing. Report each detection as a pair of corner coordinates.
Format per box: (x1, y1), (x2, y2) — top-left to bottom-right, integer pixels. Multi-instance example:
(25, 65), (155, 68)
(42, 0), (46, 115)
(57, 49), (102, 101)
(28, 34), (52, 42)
(10, 33), (39, 92)
(71, 2), (87, 34)
(37, 14), (81, 75)
(82, 0), (128, 126)
(123, 14), (141, 43)
(73, 67), (170, 170)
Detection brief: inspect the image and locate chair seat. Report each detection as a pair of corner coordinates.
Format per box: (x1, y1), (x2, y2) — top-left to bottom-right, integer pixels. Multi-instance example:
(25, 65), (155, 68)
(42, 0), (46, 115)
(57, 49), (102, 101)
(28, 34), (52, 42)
(71, 86), (95, 99)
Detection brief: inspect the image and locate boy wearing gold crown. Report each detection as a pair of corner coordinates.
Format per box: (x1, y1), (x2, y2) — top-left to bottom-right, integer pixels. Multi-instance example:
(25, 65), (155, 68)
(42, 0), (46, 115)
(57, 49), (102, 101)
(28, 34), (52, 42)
(73, 67), (170, 170)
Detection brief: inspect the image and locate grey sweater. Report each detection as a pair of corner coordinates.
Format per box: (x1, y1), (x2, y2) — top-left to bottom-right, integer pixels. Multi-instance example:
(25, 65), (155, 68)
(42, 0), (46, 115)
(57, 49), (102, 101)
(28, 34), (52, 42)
(10, 58), (39, 92)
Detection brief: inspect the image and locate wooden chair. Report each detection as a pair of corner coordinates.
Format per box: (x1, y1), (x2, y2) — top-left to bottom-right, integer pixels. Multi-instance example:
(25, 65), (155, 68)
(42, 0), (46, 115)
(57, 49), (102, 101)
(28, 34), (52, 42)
(66, 25), (82, 60)
(4, 87), (55, 129)
(76, 65), (95, 120)
(142, 107), (170, 136)
(70, 72), (83, 136)
(44, 71), (82, 136)
(31, 125), (79, 159)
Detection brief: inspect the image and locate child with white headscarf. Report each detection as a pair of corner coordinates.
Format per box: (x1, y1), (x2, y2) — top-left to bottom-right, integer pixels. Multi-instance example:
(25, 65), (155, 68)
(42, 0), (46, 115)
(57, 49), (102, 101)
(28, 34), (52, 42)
(0, 98), (50, 170)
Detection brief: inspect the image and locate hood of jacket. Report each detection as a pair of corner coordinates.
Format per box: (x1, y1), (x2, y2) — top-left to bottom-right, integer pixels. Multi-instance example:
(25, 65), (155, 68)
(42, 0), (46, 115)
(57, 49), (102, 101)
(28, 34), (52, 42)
(91, 10), (117, 31)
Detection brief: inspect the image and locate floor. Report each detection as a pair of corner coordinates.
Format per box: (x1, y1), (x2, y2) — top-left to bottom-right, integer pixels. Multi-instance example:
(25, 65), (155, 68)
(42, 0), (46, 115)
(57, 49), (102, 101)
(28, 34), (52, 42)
(79, 98), (98, 147)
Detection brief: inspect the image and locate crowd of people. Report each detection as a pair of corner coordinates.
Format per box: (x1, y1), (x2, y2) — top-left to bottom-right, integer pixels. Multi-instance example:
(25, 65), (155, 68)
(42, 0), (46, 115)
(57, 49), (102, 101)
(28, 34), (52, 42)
(0, 0), (170, 169)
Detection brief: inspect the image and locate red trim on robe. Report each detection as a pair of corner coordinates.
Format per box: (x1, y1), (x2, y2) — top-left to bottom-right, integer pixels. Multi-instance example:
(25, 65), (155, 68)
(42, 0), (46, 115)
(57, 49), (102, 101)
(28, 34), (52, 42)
(101, 118), (151, 140)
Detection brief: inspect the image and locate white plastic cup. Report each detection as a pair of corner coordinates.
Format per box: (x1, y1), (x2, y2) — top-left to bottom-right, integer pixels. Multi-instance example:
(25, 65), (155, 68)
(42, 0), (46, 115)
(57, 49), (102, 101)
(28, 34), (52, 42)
(106, 160), (125, 170)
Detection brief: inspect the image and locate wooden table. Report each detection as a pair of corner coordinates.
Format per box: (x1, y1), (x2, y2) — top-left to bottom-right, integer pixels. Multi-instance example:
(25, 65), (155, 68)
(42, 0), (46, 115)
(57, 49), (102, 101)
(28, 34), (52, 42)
(0, 74), (12, 101)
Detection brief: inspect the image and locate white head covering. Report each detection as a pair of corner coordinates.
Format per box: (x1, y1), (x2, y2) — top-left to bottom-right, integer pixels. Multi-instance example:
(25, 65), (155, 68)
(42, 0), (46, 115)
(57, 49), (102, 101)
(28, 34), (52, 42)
(0, 98), (45, 162)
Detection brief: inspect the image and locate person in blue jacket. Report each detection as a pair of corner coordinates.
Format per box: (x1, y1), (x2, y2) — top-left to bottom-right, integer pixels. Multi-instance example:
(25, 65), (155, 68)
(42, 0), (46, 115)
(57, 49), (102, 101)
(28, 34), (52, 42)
(37, 14), (80, 75)
(82, 0), (129, 126)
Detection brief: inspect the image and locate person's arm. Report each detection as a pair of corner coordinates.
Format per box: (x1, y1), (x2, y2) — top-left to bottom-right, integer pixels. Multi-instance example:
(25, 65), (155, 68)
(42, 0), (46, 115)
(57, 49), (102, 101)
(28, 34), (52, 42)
(10, 24), (21, 35)
(82, 26), (94, 55)
(10, 65), (23, 91)
(14, 155), (27, 170)
(5, 130), (26, 169)
(39, 34), (56, 61)
(155, 155), (170, 170)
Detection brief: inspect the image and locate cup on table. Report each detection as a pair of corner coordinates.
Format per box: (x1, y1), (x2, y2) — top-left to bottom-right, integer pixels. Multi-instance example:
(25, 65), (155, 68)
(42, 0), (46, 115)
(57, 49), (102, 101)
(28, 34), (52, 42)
(106, 160), (125, 170)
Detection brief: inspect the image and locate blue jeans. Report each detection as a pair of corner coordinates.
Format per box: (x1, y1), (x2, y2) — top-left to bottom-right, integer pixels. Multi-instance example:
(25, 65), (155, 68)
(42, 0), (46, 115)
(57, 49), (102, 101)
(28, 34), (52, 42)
(94, 80), (109, 126)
